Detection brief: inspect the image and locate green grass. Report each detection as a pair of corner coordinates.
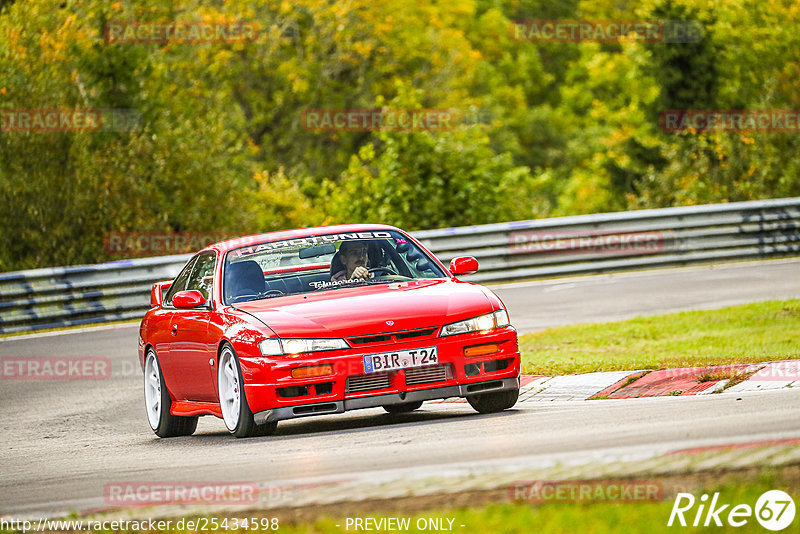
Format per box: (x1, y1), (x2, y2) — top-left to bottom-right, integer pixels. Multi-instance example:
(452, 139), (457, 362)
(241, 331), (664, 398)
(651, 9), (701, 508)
(346, 474), (794, 534)
(332, 476), (794, 534)
(519, 299), (800, 376)
(268, 469), (799, 533)
(9, 468), (794, 533)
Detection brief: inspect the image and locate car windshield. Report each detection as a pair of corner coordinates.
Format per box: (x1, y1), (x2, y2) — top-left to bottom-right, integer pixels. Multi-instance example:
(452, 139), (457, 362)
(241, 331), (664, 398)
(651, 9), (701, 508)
(223, 230), (446, 304)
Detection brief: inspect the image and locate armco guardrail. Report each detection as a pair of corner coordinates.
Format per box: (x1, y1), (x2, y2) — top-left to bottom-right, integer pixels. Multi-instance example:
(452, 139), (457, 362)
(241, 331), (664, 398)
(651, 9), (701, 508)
(1, 198), (799, 334)
(414, 196), (800, 283)
(0, 254), (192, 334)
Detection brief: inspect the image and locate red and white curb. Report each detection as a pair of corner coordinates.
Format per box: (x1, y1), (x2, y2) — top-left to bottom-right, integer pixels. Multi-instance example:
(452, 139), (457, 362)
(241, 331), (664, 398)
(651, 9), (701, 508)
(436, 359), (800, 403)
(726, 360), (800, 392)
(518, 371), (637, 402)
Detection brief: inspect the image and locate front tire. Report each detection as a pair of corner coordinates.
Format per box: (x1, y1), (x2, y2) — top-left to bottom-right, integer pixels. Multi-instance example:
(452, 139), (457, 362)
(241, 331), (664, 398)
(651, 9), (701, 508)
(143, 349), (198, 438)
(467, 387), (519, 414)
(218, 344), (277, 438)
(383, 401), (423, 414)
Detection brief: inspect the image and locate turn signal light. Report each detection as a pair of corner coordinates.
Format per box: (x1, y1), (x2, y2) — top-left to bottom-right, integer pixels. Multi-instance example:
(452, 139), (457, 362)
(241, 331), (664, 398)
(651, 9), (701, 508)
(291, 364), (334, 379)
(463, 343), (499, 358)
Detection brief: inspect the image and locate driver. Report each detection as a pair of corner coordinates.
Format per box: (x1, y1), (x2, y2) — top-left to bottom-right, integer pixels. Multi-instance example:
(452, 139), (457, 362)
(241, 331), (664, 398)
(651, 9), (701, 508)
(331, 241), (373, 281)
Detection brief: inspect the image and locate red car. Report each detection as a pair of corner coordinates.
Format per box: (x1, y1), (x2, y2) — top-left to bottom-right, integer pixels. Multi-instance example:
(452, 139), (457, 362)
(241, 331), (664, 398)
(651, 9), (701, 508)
(138, 224), (520, 438)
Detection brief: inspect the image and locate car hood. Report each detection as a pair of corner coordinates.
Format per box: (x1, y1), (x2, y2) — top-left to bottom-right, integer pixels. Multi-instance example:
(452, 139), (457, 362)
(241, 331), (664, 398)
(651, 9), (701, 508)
(233, 279), (494, 338)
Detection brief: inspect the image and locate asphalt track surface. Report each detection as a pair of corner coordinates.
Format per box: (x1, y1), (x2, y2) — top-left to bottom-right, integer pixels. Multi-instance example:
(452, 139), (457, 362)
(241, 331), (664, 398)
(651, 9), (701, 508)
(1, 258), (799, 517)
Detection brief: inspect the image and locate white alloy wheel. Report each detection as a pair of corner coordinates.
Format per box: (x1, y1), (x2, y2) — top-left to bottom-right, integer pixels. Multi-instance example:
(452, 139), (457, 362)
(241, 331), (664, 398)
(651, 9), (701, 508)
(142, 348), (197, 437)
(144, 351), (162, 430)
(219, 346), (241, 431)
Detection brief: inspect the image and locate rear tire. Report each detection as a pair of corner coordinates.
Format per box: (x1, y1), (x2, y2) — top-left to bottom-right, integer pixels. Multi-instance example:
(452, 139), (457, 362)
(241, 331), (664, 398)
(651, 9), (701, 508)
(383, 401), (423, 414)
(143, 349), (198, 438)
(467, 387), (519, 414)
(218, 344), (277, 438)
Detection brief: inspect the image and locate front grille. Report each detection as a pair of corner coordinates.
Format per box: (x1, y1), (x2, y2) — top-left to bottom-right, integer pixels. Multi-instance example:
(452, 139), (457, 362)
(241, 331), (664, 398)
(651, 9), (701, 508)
(347, 327), (438, 346)
(278, 385), (309, 398)
(346, 372), (391, 393)
(349, 334), (392, 345)
(406, 364), (450, 385)
(395, 327), (436, 340)
(293, 403), (338, 415)
(484, 358), (510, 373)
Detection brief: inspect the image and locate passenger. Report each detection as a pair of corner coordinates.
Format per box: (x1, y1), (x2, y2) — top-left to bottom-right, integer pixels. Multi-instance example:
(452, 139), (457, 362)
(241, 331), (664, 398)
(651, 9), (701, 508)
(331, 241), (373, 281)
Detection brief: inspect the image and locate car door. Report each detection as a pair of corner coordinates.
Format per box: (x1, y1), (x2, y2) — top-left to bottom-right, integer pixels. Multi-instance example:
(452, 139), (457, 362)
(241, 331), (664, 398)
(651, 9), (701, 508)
(168, 251), (219, 402)
(154, 256), (196, 397)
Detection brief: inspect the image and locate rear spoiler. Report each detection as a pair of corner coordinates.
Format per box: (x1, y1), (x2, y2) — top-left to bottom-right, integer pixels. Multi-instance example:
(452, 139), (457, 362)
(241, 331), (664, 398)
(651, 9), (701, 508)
(150, 281), (172, 308)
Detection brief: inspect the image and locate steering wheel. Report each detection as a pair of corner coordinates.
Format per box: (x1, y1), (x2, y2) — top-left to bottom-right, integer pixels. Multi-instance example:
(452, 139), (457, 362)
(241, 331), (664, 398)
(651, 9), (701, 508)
(264, 289), (284, 297)
(368, 266), (397, 276)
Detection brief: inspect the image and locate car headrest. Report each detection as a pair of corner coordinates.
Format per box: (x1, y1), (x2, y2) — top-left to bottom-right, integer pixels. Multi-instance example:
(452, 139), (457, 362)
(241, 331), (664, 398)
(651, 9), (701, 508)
(329, 252), (345, 278)
(225, 260), (265, 301)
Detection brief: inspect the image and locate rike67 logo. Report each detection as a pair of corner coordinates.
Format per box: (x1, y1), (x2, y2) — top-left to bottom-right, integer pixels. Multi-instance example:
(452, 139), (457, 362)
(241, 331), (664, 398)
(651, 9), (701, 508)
(668, 490), (796, 530)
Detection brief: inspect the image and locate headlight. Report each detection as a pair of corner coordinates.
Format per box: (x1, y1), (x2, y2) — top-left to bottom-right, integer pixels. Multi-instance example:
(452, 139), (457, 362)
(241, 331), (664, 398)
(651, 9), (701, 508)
(439, 310), (510, 337)
(258, 338), (348, 357)
(283, 338), (348, 354)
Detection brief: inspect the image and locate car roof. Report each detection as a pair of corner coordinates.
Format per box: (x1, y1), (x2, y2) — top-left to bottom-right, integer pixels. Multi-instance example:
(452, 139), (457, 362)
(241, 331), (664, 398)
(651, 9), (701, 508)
(202, 223), (403, 253)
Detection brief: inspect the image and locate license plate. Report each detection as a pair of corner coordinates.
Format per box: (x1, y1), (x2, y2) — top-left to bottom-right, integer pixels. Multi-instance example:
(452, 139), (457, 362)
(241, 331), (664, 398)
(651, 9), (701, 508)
(363, 347), (438, 374)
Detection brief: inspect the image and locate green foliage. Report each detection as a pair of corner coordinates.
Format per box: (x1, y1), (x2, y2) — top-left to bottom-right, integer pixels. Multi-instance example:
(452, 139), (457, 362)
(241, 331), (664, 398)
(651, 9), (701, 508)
(645, 1), (719, 112)
(326, 127), (536, 229)
(0, 0), (798, 270)
(321, 86), (535, 229)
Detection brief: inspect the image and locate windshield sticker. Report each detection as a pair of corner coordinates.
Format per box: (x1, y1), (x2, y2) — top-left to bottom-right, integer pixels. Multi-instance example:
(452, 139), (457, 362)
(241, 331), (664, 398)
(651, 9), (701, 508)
(310, 278), (368, 290)
(231, 231), (393, 258)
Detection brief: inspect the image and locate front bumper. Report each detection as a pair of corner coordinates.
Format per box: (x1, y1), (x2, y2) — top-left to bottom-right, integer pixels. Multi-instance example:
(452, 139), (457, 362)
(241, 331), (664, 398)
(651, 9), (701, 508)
(241, 325), (520, 420)
(253, 376), (519, 424)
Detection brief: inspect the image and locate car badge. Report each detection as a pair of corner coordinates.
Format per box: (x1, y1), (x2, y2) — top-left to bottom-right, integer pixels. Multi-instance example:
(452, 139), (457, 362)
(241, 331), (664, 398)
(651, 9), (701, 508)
(386, 320), (394, 326)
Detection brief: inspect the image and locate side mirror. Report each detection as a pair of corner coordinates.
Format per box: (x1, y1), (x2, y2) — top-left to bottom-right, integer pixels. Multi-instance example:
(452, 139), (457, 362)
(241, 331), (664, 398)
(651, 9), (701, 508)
(172, 290), (207, 309)
(150, 281), (172, 308)
(449, 256), (479, 276)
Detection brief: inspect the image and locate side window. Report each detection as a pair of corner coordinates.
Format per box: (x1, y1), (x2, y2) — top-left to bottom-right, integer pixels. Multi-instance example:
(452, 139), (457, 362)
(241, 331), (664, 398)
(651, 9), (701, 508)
(394, 241), (440, 278)
(376, 242), (408, 277)
(164, 256), (198, 306)
(186, 252), (216, 301)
